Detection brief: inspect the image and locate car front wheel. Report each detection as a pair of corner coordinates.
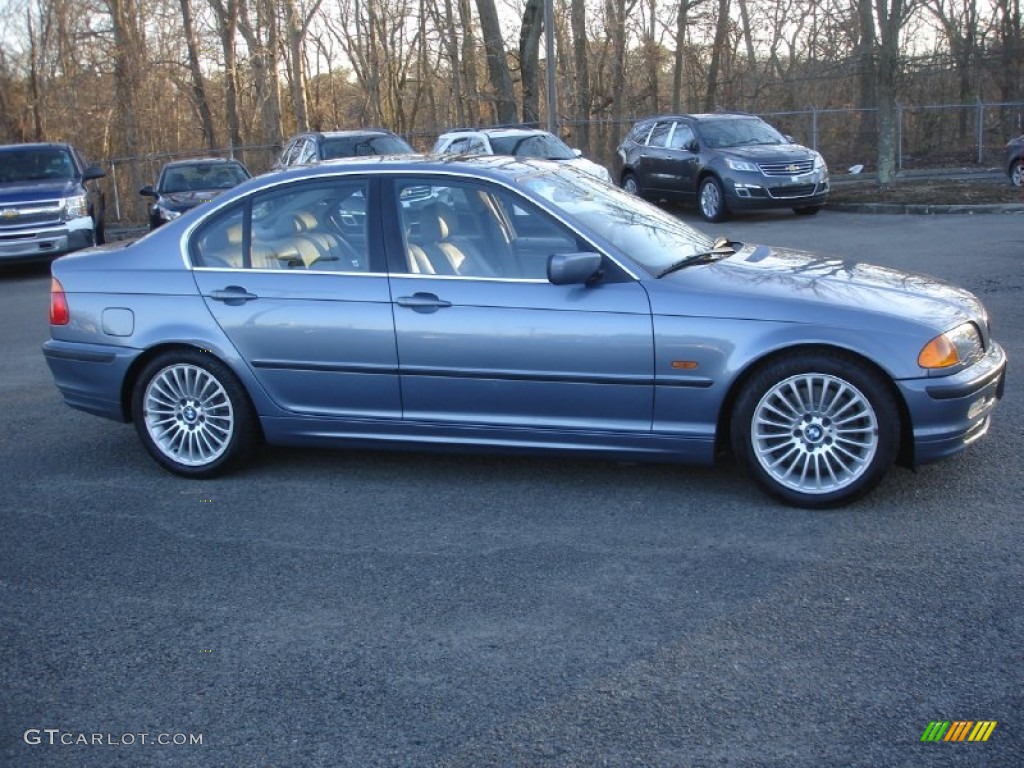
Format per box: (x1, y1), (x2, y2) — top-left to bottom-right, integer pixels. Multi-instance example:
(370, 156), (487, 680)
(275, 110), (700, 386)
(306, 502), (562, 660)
(730, 352), (900, 509)
(132, 349), (259, 477)
(622, 172), (642, 196)
(1011, 159), (1023, 187)
(698, 177), (729, 222)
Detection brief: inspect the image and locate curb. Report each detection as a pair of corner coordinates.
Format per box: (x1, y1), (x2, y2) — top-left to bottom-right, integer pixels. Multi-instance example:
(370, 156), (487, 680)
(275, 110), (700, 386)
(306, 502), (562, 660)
(826, 202), (1024, 215)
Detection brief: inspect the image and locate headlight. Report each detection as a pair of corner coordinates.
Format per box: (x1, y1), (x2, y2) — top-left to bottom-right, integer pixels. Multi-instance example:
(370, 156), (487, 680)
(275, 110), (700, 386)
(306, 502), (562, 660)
(812, 151), (828, 173)
(155, 204), (182, 222)
(724, 157), (759, 173)
(63, 194), (89, 219)
(918, 323), (983, 369)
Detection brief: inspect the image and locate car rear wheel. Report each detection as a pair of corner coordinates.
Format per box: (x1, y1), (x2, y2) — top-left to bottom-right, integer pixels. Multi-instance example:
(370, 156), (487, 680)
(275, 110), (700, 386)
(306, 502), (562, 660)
(622, 172), (643, 196)
(698, 177), (729, 222)
(132, 349), (259, 477)
(1011, 159), (1023, 188)
(793, 205), (821, 216)
(730, 352), (900, 509)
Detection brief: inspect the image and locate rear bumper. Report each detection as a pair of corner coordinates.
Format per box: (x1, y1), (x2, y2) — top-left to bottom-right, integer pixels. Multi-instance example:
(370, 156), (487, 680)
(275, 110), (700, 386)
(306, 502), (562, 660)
(42, 339), (141, 422)
(897, 342), (1007, 465)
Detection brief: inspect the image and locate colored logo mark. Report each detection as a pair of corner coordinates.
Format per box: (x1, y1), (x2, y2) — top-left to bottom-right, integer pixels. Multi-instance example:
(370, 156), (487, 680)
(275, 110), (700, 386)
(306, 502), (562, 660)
(920, 720), (997, 742)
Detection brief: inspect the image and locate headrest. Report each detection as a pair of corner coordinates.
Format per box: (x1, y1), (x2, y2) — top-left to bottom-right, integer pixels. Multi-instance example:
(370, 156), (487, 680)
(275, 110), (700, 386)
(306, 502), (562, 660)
(418, 203), (455, 242)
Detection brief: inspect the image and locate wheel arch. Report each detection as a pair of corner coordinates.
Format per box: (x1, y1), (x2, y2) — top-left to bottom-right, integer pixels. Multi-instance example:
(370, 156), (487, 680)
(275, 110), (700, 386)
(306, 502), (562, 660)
(714, 343), (915, 467)
(120, 343), (256, 429)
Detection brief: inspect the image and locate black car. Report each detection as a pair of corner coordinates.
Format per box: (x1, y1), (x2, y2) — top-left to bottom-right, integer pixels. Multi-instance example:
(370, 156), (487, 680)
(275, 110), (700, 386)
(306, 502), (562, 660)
(273, 129), (415, 170)
(616, 113), (829, 222)
(1005, 135), (1023, 187)
(0, 142), (106, 263)
(140, 158), (251, 230)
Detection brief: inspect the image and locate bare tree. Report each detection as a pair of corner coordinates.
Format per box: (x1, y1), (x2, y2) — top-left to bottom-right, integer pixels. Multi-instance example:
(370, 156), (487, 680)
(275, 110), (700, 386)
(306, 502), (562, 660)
(476, 0), (517, 123)
(520, 0), (544, 125)
(179, 0), (218, 149)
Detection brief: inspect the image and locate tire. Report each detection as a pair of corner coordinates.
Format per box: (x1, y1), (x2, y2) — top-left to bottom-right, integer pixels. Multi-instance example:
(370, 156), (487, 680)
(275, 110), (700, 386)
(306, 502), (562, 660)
(621, 172), (642, 196)
(793, 205), (821, 216)
(1011, 159), (1023, 188)
(730, 351), (900, 509)
(698, 177), (729, 222)
(132, 349), (259, 478)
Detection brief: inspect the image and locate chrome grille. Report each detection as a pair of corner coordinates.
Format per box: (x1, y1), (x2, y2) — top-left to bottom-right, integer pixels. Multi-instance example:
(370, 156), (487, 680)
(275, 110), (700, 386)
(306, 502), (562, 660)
(0, 200), (64, 229)
(759, 159), (815, 177)
(767, 184), (819, 200)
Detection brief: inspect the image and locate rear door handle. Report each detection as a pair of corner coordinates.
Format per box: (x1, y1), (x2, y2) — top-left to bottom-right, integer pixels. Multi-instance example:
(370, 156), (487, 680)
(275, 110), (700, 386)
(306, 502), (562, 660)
(208, 286), (258, 305)
(396, 292), (452, 313)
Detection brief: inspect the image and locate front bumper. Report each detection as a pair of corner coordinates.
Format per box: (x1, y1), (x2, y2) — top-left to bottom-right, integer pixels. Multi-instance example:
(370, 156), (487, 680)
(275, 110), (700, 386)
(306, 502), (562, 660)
(897, 342), (1007, 465)
(725, 173), (829, 211)
(0, 225), (94, 263)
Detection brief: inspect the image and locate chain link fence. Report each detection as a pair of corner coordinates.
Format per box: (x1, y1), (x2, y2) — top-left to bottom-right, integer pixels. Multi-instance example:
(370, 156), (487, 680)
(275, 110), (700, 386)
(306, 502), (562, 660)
(104, 101), (1024, 225)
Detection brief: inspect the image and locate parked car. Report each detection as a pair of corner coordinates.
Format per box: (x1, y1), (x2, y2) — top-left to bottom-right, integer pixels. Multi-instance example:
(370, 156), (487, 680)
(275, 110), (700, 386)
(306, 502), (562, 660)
(0, 142), (105, 264)
(140, 157), (251, 229)
(1005, 135), (1024, 187)
(274, 129), (415, 170)
(616, 113), (829, 221)
(433, 127), (611, 183)
(43, 156), (1004, 508)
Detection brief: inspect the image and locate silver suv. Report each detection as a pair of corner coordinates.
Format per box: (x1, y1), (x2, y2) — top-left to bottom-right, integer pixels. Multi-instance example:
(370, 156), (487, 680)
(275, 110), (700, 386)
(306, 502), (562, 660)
(433, 127), (611, 183)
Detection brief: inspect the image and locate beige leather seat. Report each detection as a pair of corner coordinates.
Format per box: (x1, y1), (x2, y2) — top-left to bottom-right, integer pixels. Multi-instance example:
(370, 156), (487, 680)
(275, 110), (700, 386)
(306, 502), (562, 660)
(409, 203), (496, 277)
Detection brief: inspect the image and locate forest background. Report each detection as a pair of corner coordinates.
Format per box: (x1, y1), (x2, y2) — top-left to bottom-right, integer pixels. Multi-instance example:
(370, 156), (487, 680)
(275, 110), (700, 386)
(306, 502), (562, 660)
(1, 0), (1022, 221)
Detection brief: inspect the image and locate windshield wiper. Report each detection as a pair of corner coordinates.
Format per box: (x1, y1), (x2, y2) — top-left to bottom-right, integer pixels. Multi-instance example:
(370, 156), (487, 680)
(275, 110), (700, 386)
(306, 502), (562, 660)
(657, 236), (737, 278)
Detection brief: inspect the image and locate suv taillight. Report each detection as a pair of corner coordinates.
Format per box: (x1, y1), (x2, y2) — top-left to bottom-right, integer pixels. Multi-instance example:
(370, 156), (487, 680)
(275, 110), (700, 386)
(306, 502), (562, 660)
(50, 277), (69, 325)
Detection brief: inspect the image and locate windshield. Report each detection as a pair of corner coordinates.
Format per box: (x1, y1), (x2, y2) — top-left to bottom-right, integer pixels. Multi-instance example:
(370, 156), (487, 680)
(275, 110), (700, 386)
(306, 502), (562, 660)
(322, 135), (413, 158)
(697, 118), (787, 148)
(0, 148), (75, 183)
(518, 169), (715, 274)
(160, 162), (249, 193)
(491, 133), (576, 160)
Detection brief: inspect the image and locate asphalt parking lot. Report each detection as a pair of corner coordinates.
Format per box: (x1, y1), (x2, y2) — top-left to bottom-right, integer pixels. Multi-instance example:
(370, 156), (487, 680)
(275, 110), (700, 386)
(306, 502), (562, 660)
(2, 209), (1022, 767)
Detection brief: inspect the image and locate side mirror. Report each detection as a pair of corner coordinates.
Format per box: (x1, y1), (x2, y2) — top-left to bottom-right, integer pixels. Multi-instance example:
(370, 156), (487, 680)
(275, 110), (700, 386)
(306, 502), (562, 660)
(685, 139), (699, 153)
(139, 185), (157, 198)
(548, 251), (603, 286)
(572, 148), (583, 157)
(83, 165), (105, 181)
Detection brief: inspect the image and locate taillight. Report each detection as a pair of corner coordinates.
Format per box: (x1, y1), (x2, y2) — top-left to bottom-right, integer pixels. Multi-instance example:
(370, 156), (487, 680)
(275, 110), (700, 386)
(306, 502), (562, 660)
(50, 277), (70, 325)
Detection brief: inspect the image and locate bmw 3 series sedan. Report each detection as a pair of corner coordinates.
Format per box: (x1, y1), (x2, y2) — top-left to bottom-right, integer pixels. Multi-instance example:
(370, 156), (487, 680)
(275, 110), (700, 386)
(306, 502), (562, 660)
(43, 156), (1006, 508)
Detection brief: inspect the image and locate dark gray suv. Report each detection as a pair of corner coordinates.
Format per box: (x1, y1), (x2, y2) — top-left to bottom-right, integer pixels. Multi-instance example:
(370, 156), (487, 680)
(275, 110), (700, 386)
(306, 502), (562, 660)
(616, 113), (829, 221)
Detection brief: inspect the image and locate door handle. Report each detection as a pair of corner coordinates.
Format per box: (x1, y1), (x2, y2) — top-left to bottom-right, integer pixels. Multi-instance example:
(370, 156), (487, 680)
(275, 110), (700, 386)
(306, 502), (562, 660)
(208, 286), (258, 305)
(396, 292), (452, 313)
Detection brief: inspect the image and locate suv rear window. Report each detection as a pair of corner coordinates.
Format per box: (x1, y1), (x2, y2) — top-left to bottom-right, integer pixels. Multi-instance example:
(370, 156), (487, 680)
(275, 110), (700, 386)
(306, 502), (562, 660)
(322, 135), (413, 159)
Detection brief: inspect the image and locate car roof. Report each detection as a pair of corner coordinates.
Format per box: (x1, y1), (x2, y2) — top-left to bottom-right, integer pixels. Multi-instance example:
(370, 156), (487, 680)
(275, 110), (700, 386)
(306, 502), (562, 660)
(0, 142), (74, 152)
(298, 129), (399, 139)
(440, 127), (554, 139)
(636, 112), (760, 123)
(162, 157), (245, 168)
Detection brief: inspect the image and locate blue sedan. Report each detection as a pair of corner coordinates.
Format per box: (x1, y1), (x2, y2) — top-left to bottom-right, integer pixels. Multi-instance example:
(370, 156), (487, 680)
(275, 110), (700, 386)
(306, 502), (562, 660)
(43, 156), (1006, 508)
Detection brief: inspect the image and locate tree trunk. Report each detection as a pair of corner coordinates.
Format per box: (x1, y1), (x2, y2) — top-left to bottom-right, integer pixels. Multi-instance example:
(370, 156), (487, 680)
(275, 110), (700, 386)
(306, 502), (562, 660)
(705, 0), (731, 111)
(520, 0), (543, 125)
(283, 0), (309, 132)
(179, 0), (218, 150)
(571, 0), (591, 151)
(671, 0), (690, 112)
(476, 0), (517, 124)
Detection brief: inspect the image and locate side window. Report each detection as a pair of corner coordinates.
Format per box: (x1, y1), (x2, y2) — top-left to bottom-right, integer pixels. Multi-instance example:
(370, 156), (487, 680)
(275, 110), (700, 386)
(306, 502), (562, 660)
(393, 179), (583, 280)
(667, 123), (695, 150)
(280, 140), (301, 168)
(647, 122), (673, 148)
(296, 139), (318, 165)
(192, 180), (370, 272)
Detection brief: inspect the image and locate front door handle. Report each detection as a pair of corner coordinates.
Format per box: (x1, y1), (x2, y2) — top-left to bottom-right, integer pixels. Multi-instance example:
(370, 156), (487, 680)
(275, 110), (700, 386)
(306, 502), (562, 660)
(396, 292), (452, 313)
(208, 286), (258, 305)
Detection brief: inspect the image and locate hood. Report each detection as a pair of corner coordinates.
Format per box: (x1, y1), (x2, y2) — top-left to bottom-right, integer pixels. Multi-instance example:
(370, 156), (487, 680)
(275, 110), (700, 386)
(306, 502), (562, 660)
(648, 244), (983, 335)
(560, 156), (612, 182)
(719, 144), (815, 162)
(0, 179), (81, 204)
(159, 188), (228, 210)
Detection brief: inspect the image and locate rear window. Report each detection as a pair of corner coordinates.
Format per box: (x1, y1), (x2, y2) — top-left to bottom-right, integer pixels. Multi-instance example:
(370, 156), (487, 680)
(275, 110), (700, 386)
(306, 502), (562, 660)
(321, 135), (413, 159)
